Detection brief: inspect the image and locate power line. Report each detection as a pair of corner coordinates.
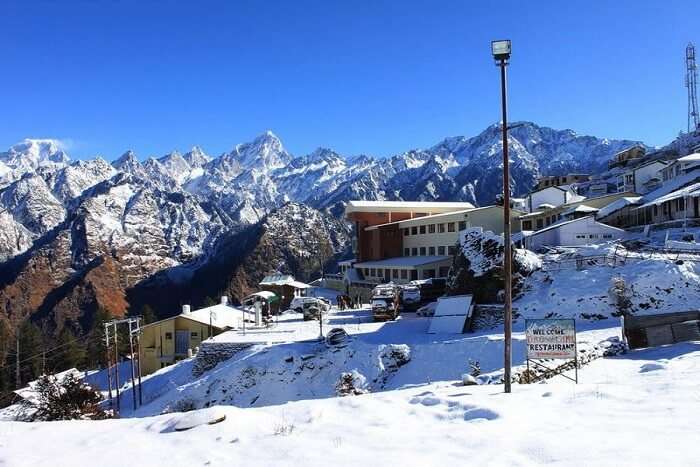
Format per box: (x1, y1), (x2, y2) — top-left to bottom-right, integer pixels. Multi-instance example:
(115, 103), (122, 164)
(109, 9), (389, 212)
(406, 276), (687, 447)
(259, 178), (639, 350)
(0, 332), (101, 372)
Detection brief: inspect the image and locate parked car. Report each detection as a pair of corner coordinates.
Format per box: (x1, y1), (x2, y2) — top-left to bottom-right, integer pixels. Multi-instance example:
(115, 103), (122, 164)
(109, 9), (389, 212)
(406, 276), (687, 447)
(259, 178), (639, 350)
(399, 285), (421, 310)
(371, 297), (398, 322)
(291, 296), (330, 313)
(302, 301), (323, 321)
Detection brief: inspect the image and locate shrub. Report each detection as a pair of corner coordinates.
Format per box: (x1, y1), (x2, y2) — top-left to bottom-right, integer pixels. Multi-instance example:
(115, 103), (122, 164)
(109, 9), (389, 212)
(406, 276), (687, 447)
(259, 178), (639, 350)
(25, 373), (106, 421)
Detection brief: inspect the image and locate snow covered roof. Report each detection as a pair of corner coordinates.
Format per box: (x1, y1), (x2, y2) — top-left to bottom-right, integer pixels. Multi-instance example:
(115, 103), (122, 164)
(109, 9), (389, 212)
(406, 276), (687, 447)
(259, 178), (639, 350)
(259, 274), (294, 285)
(638, 182), (700, 208)
(560, 204), (599, 217)
(245, 291), (278, 300)
(527, 216), (624, 237)
(148, 304), (247, 330)
(677, 153), (700, 163)
(354, 256), (451, 269)
(346, 200), (475, 214)
(596, 197), (642, 218)
(642, 170), (700, 201)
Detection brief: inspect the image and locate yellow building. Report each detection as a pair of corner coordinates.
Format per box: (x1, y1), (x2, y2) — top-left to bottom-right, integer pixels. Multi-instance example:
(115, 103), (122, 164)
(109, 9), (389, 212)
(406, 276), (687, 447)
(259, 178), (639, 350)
(139, 298), (245, 375)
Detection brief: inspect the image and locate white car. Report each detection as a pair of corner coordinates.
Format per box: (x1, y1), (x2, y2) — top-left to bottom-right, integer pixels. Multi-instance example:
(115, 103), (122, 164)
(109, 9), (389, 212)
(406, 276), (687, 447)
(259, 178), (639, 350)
(290, 296), (331, 313)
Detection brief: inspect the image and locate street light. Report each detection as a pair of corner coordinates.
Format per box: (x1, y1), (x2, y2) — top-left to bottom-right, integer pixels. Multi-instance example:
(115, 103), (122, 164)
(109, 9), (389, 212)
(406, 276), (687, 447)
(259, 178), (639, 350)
(492, 39), (513, 394)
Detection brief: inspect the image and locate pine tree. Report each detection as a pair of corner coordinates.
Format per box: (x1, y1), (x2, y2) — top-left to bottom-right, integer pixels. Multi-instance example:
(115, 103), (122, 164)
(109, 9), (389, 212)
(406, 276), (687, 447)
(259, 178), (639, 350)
(85, 308), (111, 369)
(18, 321), (44, 385)
(51, 327), (86, 372)
(140, 304), (156, 324)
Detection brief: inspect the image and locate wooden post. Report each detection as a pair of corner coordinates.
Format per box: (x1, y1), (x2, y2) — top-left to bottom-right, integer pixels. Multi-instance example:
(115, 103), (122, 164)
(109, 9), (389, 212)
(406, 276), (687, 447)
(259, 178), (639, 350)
(15, 332), (20, 389)
(113, 322), (120, 414)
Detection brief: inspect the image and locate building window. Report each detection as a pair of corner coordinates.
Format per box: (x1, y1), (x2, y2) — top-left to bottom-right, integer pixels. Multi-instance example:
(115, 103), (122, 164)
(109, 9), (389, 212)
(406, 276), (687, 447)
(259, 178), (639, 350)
(419, 225), (426, 234)
(423, 269), (436, 279)
(438, 223), (446, 233)
(392, 269), (399, 279)
(370, 268), (376, 276)
(404, 228), (410, 236)
(404, 248), (410, 256)
(419, 247), (426, 255)
(411, 226), (418, 235)
(165, 332), (173, 340)
(653, 205), (658, 216)
(401, 269), (408, 279)
(191, 332), (199, 338)
(438, 246), (446, 255)
(448, 245), (457, 255)
(447, 223), (456, 232)
(428, 224), (436, 233)
(412, 248), (418, 256)
(428, 246), (436, 255)
(522, 220), (533, 230)
(458, 221), (467, 231)
(536, 219), (544, 229)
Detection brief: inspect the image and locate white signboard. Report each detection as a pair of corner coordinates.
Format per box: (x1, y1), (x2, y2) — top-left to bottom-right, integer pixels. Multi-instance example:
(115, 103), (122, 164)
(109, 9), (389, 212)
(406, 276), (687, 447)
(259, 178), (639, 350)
(526, 319), (576, 359)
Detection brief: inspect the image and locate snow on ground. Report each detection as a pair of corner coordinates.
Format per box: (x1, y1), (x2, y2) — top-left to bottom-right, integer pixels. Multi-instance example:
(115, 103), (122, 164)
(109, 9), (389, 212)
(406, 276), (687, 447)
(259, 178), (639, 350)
(517, 243), (700, 320)
(1, 341), (699, 467)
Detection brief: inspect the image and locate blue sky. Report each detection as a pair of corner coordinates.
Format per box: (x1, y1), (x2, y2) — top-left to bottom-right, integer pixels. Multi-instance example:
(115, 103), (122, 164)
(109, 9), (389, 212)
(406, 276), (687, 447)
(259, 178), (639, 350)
(1, 0), (698, 160)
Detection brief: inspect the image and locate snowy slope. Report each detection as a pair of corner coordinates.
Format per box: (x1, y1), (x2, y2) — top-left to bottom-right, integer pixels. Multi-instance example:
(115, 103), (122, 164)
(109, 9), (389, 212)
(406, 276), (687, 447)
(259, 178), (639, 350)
(1, 335), (698, 466)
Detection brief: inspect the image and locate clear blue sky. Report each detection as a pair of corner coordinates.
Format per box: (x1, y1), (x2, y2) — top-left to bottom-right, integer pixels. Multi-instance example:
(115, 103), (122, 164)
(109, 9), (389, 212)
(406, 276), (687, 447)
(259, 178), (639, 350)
(1, 0), (698, 160)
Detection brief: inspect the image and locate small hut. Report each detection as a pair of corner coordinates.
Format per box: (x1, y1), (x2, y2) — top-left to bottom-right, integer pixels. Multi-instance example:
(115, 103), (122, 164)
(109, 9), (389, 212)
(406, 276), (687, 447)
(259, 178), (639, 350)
(259, 274), (311, 310)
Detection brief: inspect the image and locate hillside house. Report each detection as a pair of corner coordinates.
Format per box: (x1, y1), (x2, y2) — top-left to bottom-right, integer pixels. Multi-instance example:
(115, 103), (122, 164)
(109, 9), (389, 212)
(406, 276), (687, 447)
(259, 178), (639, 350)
(634, 182), (700, 226)
(523, 185), (585, 213)
(522, 216), (626, 251)
(534, 173), (590, 190)
(608, 145), (646, 169)
(139, 298), (245, 376)
(660, 153), (700, 183)
(259, 274), (310, 310)
(519, 192), (636, 232)
(617, 160), (667, 194)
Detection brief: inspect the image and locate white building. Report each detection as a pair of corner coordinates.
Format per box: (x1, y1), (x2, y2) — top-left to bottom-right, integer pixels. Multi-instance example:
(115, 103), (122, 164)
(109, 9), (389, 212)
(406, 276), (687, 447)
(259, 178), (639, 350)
(524, 185), (584, 213)
(618, 160), (667, 194)
(661, 153), (700, 182)
(522, 216), (626, 251)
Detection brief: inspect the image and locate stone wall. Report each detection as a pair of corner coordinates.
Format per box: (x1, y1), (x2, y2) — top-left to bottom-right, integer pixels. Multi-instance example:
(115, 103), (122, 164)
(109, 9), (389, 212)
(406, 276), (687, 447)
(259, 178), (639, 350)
(192, 341), (254, 377)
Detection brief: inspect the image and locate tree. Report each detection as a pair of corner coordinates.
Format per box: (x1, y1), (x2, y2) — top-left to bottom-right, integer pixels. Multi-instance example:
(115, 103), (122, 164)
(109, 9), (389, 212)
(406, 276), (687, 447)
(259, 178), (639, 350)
(139, 304), (156, 325)
(24, 372), (106, 421)
(203, 296), (217, 307)
(85, 308), (111, 369)
(50, 327), (86, 372)
(17, 321), (44, 386)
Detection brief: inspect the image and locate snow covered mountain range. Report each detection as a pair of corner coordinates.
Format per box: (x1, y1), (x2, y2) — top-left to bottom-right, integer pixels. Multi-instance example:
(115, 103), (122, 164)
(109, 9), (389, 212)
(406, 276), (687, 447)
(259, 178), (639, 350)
(0, 122), (644, 335)
(0, 122), (642, 263)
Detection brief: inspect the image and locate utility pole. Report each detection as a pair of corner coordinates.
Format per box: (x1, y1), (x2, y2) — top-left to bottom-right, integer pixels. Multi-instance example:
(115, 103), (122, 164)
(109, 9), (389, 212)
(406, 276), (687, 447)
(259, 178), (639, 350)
(15, 332), (20, 389)
(687, 43), (699, 133)
(104, 323), (114, 411)
(135, 318), (143, 406)
(113, 321), (120, 413)
(492, 39), (513, 393)
(128, 320), (137, 412)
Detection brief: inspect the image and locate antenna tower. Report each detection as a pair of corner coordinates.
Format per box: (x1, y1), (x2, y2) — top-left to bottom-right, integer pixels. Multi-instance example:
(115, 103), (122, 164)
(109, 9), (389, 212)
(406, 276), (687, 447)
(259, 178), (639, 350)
(687, 42), (699, 133)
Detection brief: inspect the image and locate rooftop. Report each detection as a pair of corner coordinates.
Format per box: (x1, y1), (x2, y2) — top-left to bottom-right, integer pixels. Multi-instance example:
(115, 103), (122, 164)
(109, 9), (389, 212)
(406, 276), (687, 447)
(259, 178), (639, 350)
(345, 200), (475, 214)
(638, 182), (700, 209)
(354, 255), (451, 269)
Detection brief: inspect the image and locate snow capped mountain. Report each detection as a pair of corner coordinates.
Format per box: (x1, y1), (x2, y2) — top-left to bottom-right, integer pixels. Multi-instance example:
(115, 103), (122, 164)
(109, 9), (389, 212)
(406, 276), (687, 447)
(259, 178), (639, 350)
(0, 122), (645, 274)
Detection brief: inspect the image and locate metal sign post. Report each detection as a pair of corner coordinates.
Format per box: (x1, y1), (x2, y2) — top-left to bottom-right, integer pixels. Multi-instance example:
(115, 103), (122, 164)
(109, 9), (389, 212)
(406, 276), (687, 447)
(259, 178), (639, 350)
(525, 319), (578, 384)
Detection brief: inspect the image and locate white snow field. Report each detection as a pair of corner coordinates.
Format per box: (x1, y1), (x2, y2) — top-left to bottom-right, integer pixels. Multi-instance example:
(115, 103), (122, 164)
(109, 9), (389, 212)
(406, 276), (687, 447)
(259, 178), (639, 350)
(1, 341), (699, 467)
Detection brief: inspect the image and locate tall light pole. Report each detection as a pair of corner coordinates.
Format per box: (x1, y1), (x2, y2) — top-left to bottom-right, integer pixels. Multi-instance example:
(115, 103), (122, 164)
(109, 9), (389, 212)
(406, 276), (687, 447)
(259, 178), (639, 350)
(492, 39), (513, 393)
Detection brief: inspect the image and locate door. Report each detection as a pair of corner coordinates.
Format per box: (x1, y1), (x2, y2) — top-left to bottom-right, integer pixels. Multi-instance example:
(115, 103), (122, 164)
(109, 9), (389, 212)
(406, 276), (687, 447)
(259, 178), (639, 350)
(384, 269), (391, 282)
(175, 330), (190, 355)
(694, 197), (699, 218)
